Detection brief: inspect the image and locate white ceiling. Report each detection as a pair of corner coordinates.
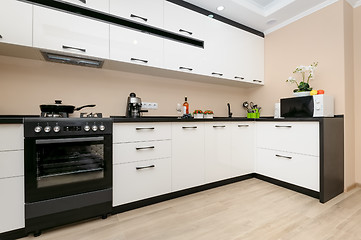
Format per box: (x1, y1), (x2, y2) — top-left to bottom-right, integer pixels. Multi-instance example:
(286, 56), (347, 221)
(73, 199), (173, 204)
(184, 0), (361, 35)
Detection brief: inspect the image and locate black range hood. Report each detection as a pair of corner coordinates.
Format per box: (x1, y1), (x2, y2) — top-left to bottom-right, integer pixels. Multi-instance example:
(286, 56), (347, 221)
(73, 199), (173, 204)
(17, 0), (205, 48)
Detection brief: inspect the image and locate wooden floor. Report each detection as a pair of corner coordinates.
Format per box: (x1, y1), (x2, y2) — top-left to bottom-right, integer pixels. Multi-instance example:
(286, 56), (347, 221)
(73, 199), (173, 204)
(21, 178), (361, 240)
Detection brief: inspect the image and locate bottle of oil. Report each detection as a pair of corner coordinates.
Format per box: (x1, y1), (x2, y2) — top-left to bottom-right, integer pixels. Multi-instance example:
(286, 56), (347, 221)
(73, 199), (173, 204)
(183, 96), (189, 115)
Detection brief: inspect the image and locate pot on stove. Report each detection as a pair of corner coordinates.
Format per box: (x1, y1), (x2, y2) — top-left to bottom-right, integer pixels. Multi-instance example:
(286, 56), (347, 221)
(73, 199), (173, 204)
(40, 100), (96, 115)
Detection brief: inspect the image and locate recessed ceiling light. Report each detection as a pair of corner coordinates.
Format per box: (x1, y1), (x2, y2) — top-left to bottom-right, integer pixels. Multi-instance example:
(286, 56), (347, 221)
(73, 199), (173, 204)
(217, 6), (225, 11)
(208, 14), (214, 18)
(266, 19), (277, 25)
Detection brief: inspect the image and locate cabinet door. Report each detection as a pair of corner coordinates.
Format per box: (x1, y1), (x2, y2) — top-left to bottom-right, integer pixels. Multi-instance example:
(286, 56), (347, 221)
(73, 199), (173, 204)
(171, 123), (205, 191)
(204, 122), (232, 183)
(256, 148), (319, 191)
(0, 177), (24, 233)
(0, 0), (32, 47)
(113, 158), (171, 206)
(33, 6), (109, 59)
(242, 32), (264, 85)
(110, 25), (163, 68)
(113, 123), (171, 143)
(0, 124), (23, 151)
(109, 0), (164, 28)
(62, 0), (109, 12)
(231, 122), (254, 177)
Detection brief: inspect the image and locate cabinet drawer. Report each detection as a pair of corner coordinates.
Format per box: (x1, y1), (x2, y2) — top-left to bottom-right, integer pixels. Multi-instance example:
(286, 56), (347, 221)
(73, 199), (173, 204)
(113, 158), (171, 206)
(109, 0), (164, 28)
(0, 176), (24, 233)
(33, 6), (109, 59)
(0, 151), (24, 179)
(0, 124), (23, 151)
(256, 122), (319, 156)
(113, 123), (171, 143)
(113, 140), (171, 164)
(256, 148), (319, 191)
(62, 0), (109, 12)
(0, 0), (32, 47)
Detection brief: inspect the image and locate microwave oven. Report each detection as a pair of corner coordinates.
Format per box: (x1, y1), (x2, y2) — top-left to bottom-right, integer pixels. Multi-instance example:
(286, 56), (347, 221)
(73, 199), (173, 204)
(280, 95), (334, 117)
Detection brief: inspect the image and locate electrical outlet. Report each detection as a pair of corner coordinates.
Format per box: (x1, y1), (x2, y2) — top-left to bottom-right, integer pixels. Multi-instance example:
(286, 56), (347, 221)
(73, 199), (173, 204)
(141, 102), (158, 110)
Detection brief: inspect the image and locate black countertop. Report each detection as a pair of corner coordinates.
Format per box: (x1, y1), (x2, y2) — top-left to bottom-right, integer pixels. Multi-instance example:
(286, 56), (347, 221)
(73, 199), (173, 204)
(0, 115), (344, 124)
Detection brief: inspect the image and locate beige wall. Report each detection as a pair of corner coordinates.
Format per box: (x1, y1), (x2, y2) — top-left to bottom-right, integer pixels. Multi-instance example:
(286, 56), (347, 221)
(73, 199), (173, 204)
(0, 55), (252, 117)
(354, 5), (361, 183)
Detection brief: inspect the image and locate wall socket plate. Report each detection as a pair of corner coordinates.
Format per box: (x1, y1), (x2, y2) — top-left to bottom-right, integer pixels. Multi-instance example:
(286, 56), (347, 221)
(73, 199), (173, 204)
(141, 102), (158, 110)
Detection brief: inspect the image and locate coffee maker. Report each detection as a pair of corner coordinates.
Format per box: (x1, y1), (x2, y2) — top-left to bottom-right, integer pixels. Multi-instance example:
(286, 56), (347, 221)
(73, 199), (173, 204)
(126, 92), (148, 118)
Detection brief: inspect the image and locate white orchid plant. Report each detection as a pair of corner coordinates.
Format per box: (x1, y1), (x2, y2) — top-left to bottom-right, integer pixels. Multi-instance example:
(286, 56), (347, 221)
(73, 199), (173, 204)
(286, 62), (318, 92)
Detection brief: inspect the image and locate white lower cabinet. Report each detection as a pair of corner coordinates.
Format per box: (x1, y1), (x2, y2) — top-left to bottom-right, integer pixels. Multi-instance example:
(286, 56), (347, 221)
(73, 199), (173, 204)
(231, 122), (255, 177)
(113, 158), (171, 206)
(204, 122), (232, 183)
(0, 176), (24, 233)
(171, 123), (205, 191)
(256, 148), (319, 191)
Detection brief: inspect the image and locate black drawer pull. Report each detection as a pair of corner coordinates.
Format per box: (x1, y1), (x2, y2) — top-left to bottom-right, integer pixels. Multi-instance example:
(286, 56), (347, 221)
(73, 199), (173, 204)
(62, 45), (86, 53)
(136, 146), (155, 150)
(130, 14), (148, 22)
(179, 29), (193, 35)
(182, 126), (197, 129)
(131, 58), (148, 64)
(136, 165), (155, 170)
(213, 125), (226, 128)
(212, 72), (223, 76)
(78, 0), (86, 4)
(253, 79), (262, 83)
(179, 67), (193, 71)
(136, 127), (155, 130)
(275, 154), (292, 160)
(238, 124), (249, 127)
(275, 125), (292, 128)
(235, 76), (245, 80)
(0, 35), (2, 39)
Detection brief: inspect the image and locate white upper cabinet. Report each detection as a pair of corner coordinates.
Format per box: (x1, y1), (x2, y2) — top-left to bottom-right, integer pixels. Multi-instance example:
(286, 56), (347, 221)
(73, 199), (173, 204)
(163, 1), (208, 75)
(33, 6), (109, 59)
(61, 0), (109, 12)
(0, 0), (32, 47)
(110, 0), (164, 28)
(110, 25), (163, 68)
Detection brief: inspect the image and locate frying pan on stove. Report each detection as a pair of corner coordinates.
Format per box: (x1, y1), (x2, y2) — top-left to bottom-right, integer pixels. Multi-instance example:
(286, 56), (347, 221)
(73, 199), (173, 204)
(40, 100), (95, 114)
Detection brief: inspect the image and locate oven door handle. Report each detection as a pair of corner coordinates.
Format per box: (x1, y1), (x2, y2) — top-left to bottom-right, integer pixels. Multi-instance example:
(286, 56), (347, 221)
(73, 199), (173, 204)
(35, 136), (104, 144)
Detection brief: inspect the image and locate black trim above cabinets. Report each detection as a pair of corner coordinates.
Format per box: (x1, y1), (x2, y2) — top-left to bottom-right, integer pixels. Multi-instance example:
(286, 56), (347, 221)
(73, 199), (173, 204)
(17, 0), (204, 48)
(166, 0), (264, 38)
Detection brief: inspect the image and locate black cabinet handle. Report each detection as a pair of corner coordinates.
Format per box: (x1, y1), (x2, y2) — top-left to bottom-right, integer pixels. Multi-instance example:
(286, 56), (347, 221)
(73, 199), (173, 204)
(136, 146), (155, 150)
(0, 35), (2, 39)
(130, 14), (148, 22)
(179, 67), (193, 71)
(238, 124), (249, 127)
(136, 165), (155, 170)
(179, 29), (193, 35)
(212, 72), (223, 76)
(62, 45), (86, 53)
(275, 154), (292, 160)
(131, 58), (148, 64)
(235, 76), (245, 80)
(78, 0), (86, 4)
(213, 125), (226, 128)
(275, 125), (292, 128)
(253, 79), (262, 83)
(136, 127), (154, 130)
(182, 126), (197, 129)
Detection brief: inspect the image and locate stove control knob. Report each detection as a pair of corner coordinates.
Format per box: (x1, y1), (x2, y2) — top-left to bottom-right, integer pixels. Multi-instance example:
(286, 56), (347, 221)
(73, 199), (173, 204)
(84, 125), (90, 132)
(99, 124), (105, 131)
(53, 125), (61, 133)
(92, 125), (98, 132)
(44, 126), (52, 133)
(34, 125), (42, 133)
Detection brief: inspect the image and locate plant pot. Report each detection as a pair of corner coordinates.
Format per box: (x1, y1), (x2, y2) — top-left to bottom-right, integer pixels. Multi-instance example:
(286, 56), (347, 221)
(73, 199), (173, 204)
(293, 91), (311, 97)
(193, 113), (203, 119)
(203, 114), (213, 119)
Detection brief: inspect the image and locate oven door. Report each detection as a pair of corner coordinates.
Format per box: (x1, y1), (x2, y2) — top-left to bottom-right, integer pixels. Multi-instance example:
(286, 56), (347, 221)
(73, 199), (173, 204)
(25, 135), (112, 203)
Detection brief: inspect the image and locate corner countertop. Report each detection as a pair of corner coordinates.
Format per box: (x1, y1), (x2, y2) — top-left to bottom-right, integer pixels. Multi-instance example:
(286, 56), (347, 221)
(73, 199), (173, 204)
(0, 115), (40, 124)
(111, 115), (344, 123)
